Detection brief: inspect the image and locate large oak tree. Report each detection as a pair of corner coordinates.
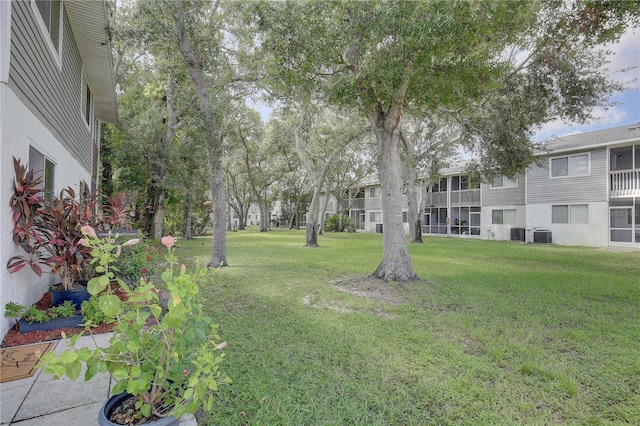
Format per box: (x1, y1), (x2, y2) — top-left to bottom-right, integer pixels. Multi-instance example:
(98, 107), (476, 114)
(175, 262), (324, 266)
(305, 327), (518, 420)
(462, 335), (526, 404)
(256, 0), (639, 281)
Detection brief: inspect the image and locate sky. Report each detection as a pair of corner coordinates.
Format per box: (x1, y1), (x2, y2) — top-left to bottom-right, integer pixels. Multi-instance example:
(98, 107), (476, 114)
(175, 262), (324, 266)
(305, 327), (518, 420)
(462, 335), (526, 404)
(534, 26), (640, 140)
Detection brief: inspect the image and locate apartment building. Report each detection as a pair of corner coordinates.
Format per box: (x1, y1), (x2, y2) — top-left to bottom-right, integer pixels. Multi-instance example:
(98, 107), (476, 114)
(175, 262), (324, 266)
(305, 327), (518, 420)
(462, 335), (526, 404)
(324, 123), (640, 248)
(1, 0), (117, 338)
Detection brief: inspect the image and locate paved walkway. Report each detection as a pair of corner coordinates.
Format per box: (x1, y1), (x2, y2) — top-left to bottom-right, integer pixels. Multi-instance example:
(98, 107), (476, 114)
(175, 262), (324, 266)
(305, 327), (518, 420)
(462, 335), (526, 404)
(0, 334), (196, 425)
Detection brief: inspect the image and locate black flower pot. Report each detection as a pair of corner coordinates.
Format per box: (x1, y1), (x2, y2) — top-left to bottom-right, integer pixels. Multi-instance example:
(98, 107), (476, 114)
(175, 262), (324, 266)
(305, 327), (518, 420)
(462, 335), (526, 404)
(50, 281), (90, 308)
(98, 392), (180, 426)
(18, 314), (83, 333)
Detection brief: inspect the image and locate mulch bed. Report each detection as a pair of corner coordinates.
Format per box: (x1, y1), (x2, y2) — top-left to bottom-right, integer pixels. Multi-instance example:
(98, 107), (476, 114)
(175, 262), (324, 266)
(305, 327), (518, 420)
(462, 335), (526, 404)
(1, 291), (115, 348)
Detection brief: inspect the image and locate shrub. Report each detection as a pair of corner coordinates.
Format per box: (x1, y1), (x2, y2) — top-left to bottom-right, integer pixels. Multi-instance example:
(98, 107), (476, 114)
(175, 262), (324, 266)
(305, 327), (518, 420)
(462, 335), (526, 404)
(81, 296), (113, 326)
(324, 214), (356, 233)
(113, 235), (161, 287)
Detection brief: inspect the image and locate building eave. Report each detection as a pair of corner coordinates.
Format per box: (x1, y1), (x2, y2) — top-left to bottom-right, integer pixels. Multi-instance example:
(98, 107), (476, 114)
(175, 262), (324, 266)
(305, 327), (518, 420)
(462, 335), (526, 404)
(65, 0), (117, 123)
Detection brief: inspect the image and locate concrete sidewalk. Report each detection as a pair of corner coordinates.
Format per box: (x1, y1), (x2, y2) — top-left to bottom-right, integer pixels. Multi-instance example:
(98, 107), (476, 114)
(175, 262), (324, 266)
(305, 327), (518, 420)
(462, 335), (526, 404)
(0, 334), (196, 425)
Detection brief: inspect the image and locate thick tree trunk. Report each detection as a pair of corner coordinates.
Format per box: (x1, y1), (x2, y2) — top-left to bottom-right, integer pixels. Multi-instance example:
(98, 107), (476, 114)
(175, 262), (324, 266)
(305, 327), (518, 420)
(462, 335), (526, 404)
(413, 219), (423, 243)
(207, 159), (227, 266)
(406, 169), (423, 243)
(183, 193), (193, 239)
(318, 192), (330, 235)
(305, 194), (319, 247)
(259, 200), (269, 232)
(150, 191), (165, 240)
(176, 0), (226, 267)
(289, 200), (300, 229)
(369, 110), (418, 281)
(237, 204), (245, 230)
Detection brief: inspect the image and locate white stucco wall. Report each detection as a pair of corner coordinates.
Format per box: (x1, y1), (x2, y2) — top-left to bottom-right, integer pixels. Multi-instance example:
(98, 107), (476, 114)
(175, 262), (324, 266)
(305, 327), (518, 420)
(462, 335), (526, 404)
(1, 87), (92, 339)
(481, 205), (527, 242)
(525, 202), (609, 247)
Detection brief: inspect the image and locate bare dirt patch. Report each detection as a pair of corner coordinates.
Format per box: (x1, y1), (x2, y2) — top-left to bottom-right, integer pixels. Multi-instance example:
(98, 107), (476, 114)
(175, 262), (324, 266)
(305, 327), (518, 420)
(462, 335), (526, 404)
(303, 276), (429, 316)
(331, 276), (411, 304)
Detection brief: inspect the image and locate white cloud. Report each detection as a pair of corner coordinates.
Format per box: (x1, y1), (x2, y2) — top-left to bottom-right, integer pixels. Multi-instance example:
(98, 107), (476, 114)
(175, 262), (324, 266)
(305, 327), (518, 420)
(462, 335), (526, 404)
(604, 27), (640, 88)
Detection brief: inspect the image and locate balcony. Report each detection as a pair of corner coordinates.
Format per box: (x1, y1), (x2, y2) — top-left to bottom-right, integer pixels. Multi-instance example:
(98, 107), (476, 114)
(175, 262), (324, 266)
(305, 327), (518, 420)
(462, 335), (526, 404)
(450, 189), (481, 205)
(349, 198), (365, 209)
(610, 169), (640, 197)
(425, 191), (447, 206)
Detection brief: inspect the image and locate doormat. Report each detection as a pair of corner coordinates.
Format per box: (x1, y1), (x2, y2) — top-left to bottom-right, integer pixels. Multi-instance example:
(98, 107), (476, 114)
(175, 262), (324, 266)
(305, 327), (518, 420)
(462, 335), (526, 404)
(0, 342), (55, 383)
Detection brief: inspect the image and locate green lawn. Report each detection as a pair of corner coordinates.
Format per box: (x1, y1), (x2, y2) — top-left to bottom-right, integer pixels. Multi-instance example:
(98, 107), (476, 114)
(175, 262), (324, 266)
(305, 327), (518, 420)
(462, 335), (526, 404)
(175, 229), (640, 425)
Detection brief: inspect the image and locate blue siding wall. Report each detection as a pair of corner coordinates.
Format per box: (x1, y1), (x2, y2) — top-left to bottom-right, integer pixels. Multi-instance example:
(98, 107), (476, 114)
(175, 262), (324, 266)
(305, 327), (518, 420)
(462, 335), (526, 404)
(527, 149), (608, 204)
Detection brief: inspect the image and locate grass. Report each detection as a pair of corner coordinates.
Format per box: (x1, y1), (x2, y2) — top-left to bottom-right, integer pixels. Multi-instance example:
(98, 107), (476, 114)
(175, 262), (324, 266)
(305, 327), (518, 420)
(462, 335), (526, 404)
(174, 229), (640, 425)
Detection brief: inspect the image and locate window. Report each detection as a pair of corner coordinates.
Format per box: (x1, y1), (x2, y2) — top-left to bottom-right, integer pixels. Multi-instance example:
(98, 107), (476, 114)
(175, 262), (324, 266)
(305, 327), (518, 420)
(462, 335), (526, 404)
(431, 177), (447, 193)
(402, 212), (408, 223)
(370, 211), (381, 223)
(491, 175), (517, 188)
(369, 187), (381, 198)
(29, 146), (55, 200)
(551, 154), (589, 178)
(460, 176), (469, 190)
(552, 205), (569, 223)
(571, 204), (589, 224)
(610, 201), (634, 242)
(492, 209), (516, 225)
(451, 175), (479, 191)
(423, 207), (448, 235)
(552, 204), (588, 224)
(610, 146), (633, 171)
(81, 73), (92, 126)
(33, 0), (62, 56)
(451, 176), (460, 190)
(449, 206), (480, 235)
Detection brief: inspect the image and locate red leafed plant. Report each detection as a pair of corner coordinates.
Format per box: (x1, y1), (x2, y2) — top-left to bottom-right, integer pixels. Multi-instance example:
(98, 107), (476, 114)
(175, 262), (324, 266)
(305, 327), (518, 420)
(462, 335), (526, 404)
(7, 158), (91, 290)
(103, 192), (134, 230)
(7, 157), (52, 277)
(7, 157), (136, 291)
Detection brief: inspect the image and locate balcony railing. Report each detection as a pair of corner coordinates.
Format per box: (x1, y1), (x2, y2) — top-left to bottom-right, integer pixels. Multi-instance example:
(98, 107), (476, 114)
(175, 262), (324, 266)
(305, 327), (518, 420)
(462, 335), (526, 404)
(450, 189), (481, 205)
(610, 169), (640, 197)
(349, 198), (365, 210)
(425, 192), (447, 206)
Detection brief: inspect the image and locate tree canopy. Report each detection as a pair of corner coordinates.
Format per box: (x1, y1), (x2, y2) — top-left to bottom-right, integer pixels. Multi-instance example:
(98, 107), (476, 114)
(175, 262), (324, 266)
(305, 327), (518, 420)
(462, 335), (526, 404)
(104, 0), (640, 281)
(253, 0), (639, 281)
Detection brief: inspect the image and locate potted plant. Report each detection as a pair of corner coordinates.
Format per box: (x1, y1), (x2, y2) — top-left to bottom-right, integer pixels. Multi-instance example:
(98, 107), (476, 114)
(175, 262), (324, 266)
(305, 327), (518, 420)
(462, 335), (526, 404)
(7, 158), (135, 308)
(4, 300), (83, 333)
(45, 189), (94, 305)
(7, 158), (92, 304)
(38, 228), (230, 425)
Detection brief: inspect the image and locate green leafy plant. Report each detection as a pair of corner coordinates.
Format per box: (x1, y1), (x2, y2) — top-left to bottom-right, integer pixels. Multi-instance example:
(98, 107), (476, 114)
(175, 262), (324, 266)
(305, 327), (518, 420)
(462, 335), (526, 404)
(22, 306), (49, 324)
(323, 214), (356, 233)
(7, 157), (135, 292)
(48, 300), (77, 319)
(4, 300), (77, 324)
(3, 301), (25, 319)
(39, 228), (230, 422)
(113, 236), (161, 287)
(80, 296), (113, 326)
